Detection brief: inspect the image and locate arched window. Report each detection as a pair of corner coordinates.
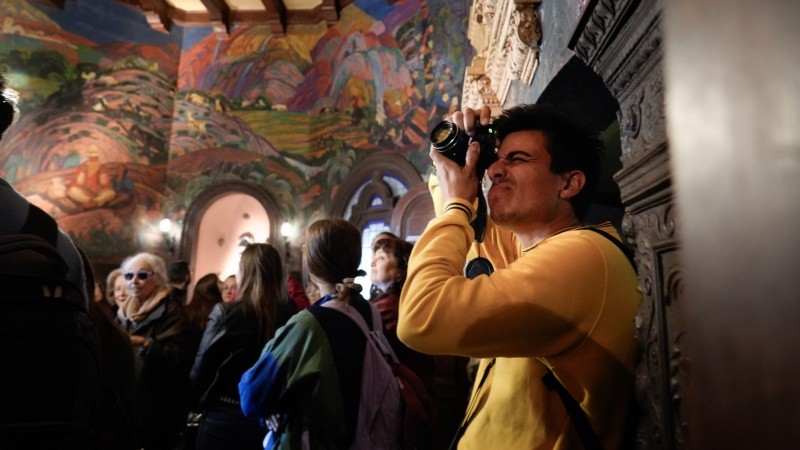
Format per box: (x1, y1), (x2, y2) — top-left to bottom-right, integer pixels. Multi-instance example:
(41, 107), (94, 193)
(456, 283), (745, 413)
(330, 152), (424, 293)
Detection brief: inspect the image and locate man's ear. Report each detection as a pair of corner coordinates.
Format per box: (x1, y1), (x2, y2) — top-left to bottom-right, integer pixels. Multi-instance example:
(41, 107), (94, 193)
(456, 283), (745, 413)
(559, 171), (586, 200)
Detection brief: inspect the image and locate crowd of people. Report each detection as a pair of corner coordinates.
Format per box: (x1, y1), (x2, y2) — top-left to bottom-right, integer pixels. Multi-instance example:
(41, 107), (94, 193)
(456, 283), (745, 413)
(2, 71), (640, 450)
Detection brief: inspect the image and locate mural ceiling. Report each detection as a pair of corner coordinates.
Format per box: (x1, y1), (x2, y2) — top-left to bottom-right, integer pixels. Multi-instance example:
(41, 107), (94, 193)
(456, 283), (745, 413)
(0, 0), (471, 264)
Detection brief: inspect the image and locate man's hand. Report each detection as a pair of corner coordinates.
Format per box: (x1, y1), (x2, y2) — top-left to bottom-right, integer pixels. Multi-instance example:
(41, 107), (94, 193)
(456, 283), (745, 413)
(430, 105), (493, 204)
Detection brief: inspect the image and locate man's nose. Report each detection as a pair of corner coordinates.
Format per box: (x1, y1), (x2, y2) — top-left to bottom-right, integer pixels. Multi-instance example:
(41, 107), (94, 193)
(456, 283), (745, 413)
(487, 159), (506, 178)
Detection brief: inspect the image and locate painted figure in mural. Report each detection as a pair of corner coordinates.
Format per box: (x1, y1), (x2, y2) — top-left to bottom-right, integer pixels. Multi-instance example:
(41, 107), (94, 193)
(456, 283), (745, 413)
(66, 143), (118, 209)
(398, 104), (641, 449)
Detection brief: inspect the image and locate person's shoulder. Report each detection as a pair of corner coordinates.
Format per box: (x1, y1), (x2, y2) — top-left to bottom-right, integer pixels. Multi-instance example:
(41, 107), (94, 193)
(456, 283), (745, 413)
(163, 295), (187, 314)
(210, 300), (232, 318)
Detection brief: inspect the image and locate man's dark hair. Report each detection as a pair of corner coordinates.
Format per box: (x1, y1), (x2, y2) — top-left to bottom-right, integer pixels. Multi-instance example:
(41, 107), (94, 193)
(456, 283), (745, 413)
(492, 103), (605, 220)
(167, 260), (191, 284)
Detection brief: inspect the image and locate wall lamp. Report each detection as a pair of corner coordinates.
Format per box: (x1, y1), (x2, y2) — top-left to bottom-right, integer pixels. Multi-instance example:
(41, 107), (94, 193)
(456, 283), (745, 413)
(280, 221), (296, 259)
(159, 218), (176, 254)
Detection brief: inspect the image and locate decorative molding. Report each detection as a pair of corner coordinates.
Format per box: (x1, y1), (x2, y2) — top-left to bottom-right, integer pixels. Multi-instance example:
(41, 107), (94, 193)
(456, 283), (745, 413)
(462, 0), (542, 116)
(618, 68), (667, 165)
(606, 14), (662, 99)
(569, 0), (638, 67)
(623, 200), (683, 450)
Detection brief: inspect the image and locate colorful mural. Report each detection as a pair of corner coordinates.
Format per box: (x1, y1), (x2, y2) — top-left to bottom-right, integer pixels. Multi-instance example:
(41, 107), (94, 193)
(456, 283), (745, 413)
(0, 0), (472, 265)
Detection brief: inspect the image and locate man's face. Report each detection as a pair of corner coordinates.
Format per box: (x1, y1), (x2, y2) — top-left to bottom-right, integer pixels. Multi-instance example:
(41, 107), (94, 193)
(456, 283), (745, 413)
(486, 130), (567, 230)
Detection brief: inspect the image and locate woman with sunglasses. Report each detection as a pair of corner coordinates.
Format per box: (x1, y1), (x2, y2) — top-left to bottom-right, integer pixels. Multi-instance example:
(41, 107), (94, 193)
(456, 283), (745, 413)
(118, 252), (194, 450)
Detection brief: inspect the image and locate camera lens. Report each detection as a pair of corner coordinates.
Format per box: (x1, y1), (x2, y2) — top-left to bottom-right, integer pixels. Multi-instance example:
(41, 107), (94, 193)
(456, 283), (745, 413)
(430, 121), (464, 151)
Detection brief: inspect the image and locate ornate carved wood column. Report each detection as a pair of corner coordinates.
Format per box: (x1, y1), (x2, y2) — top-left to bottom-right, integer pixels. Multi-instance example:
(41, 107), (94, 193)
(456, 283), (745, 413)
(570, 1), (687, 449)
(462, 0), (542, 116)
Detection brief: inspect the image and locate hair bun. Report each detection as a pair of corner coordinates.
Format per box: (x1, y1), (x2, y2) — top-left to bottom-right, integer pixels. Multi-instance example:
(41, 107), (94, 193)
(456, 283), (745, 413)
(335, 278), (363, 296)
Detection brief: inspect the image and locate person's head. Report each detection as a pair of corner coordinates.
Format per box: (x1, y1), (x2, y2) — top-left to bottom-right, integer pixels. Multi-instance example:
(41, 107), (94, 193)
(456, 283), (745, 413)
(192, 273), (222, 304)
(305, 281), (320, 304)
(488, 104), (604, 226)
(167, 260), (191, 287)
(0, 75), (19, 139)
(238, 243), (286, 342)
(186, 273), (223, 330)
(371, 230), (398, 247)
(221, 274), (237, 302)
(370, 236), (413, 294)
(121, 252), (168, 302)
(304, 218), (363, 303)
(106, 268), (128, 307)
(93, 281), (105, 303)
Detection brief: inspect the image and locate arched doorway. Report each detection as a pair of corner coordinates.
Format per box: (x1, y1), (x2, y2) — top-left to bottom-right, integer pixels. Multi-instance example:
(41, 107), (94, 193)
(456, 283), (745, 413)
(181, 182), (283, 289)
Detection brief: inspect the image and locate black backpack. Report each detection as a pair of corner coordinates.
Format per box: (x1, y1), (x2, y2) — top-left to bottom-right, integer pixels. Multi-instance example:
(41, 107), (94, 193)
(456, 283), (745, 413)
(0, 208), (101, 450)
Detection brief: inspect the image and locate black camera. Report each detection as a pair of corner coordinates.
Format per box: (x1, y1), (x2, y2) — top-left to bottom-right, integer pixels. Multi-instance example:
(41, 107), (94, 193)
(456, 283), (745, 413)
(430, 120), (498, 177)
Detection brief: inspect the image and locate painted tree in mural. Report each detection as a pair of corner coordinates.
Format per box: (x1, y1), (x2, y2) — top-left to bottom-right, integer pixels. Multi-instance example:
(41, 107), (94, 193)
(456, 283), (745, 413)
(0, 0), (471, 264)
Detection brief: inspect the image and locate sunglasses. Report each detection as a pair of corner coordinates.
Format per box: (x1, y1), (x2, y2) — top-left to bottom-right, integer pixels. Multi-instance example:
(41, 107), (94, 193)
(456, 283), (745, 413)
(124, 271), (154, 281)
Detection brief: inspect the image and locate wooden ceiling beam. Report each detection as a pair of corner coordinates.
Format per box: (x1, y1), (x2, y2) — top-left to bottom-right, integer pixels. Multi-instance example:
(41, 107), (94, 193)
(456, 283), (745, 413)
(29, 0), (66, 9)
(102, 0), (346, 35)
(259, 0), (287, 35)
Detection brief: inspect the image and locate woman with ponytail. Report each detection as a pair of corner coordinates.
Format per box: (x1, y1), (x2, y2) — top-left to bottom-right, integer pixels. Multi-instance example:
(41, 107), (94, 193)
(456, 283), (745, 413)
(239, 218), (384, 449)
(190, 243), (297, 450)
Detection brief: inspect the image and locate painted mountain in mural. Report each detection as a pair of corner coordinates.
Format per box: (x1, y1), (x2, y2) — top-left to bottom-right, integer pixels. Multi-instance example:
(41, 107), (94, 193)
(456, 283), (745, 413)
(98, 41), (179, 76)
(0, 0), (59, 25)
(179, 26), (312, 102)
(0, 65), (174, 181)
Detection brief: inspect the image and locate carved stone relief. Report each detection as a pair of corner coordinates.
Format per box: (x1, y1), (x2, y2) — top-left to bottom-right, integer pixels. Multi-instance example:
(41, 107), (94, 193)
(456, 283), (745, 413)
(462, 0), (542, 116)
(573, 0), (688, 448)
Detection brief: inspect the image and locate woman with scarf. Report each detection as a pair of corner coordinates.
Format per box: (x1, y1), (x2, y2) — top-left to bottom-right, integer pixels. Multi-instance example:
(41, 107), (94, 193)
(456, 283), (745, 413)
(118, 252), (193, 450)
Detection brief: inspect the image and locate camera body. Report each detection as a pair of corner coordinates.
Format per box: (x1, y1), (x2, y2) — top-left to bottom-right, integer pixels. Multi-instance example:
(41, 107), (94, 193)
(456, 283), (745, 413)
(430, 120), (498, 177)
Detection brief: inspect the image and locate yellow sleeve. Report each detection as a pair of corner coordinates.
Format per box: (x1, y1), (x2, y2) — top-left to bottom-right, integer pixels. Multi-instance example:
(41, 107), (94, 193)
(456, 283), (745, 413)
(428, 174), (519, 265)
(398, 222), (612, 359)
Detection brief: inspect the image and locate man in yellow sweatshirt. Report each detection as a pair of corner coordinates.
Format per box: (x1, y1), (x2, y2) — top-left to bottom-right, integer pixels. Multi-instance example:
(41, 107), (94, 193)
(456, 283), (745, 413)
(398, 104), (640, 449)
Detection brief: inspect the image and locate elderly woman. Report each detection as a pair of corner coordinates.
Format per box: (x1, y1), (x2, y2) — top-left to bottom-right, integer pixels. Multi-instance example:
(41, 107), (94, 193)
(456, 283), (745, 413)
(105, 268), (128, 314)
(118, 252), (193, 450)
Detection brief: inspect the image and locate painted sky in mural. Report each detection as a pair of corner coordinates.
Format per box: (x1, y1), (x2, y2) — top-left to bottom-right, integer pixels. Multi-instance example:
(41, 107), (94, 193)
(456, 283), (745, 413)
(0, 0), (471, 264)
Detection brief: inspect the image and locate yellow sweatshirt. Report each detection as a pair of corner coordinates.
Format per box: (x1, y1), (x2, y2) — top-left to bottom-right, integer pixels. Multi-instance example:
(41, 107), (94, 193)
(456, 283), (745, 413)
(397, 180), (640, 449)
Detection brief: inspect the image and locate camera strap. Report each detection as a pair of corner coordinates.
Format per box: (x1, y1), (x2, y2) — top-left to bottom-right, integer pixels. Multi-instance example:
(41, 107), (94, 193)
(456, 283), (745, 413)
(470, 184), (488, 243)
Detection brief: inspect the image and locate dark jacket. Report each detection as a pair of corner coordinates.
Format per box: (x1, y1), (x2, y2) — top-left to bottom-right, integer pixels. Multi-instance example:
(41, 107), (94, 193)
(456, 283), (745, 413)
(372, 290), (437, 397)
(190, 299), (297, 406)
(128, 296), (193, 449)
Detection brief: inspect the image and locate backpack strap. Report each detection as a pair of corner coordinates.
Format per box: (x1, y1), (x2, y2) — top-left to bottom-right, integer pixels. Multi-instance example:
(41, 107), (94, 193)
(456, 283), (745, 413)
(584, 226), (637, 271)
(536, 226), (635, 450)
(540, 365), (601, 450)
(321, 298), (374, 334)
(322, 299), (399, 363)
(20, 204), (59, 247)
